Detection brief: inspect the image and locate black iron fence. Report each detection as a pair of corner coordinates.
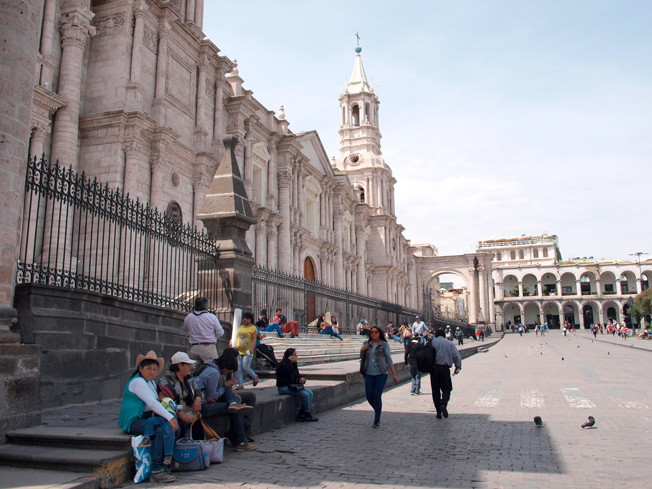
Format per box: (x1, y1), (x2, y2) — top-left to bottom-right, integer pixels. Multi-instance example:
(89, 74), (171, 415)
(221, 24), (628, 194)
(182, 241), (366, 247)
(253, 266), (423, 334)
(16, 157), (474, 333)
(16, 156), (223, 315)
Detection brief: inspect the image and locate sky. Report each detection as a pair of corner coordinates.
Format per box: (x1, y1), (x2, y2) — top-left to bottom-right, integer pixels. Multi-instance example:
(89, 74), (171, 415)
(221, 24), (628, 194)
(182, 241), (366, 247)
(203, 0), (652, 267)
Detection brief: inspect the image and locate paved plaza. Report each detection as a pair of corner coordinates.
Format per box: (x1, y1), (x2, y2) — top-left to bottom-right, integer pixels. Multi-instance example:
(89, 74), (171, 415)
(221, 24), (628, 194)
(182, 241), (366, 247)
(121, 332), (650, 489)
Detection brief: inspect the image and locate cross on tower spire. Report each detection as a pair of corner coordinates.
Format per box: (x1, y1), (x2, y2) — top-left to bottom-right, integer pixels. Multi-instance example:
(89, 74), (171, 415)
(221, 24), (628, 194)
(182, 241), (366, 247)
(355, 32), (360, 46)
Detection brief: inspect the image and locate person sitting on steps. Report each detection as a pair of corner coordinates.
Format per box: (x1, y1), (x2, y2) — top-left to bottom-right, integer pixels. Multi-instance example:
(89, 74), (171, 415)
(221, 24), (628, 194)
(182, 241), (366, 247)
(276, 348), (319, 422)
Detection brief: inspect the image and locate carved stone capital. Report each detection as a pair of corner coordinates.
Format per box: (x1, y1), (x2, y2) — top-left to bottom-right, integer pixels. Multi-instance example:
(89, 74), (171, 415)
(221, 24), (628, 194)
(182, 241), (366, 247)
(150, 155), (165, 172)
(60, 12), (96, 49)
(277, 170), (292, 189)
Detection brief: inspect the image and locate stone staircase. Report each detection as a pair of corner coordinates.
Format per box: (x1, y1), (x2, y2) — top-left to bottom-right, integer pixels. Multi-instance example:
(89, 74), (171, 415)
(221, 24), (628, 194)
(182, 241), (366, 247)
(0, 333), (411, 488)
(259, 333), (405, 367)
(0, 426), (132, 489)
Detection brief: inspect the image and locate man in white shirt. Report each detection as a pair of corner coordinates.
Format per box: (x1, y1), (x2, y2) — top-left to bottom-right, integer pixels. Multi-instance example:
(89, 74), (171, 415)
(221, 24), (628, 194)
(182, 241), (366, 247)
(412, 315), (427, 342)
(184, 297), (224, 361)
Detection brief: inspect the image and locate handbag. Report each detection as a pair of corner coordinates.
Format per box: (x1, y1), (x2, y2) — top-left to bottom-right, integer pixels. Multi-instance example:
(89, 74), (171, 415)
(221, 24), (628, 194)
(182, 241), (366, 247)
(199, 418), (224, 463)
(288, 383), (304, 392)
(131, 435), (151, 483)
(171, 437), (210, 472)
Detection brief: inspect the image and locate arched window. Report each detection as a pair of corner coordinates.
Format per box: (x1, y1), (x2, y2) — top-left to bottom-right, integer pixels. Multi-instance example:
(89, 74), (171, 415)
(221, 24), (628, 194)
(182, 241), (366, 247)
(518, 250), (524, 259)
(533, 248), (539, 258)
(364, 103), (370, 122)
(510, 250), (516, 260)
(358, 186), (365, 203)
(543, 248), (549, 258)
(351, 105), (360, 127)
(496, 252), (502, 261)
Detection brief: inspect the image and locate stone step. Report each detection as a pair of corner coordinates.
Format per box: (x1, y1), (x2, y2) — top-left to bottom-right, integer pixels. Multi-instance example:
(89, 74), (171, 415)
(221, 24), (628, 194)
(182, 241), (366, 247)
(7, 426), (130, 451)
(0, 444), (130, 488)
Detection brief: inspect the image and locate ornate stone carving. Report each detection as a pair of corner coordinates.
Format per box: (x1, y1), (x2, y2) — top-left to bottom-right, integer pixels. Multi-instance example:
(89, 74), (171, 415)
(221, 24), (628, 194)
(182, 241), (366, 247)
(143, 25), (158, 54)
(60, 13), (96, 48)
(93, 12), (126, 38)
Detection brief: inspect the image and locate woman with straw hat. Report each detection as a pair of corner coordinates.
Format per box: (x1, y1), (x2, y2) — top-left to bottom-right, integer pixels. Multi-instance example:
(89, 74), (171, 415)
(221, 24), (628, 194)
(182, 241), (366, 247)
(118, 351), (178, 483)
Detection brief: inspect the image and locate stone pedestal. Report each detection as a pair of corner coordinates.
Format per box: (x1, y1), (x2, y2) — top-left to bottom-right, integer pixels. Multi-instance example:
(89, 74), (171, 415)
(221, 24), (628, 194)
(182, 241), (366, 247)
(198, 135), (256, 317)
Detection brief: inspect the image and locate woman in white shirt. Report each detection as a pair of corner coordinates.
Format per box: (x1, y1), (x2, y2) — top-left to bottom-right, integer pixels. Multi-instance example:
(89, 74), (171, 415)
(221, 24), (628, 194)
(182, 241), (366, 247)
(118, 351), (179, 483)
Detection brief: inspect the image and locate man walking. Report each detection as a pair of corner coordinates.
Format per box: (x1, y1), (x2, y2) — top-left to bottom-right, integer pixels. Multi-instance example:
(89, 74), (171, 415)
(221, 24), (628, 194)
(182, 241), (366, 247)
(184, 297), (224, 361)
(412, 315), (427, 343)
(430, 328), (462, 419)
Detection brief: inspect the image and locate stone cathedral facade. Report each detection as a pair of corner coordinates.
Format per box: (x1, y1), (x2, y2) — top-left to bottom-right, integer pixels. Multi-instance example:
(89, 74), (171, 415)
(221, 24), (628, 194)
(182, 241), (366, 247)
(26, 0), (431, 311)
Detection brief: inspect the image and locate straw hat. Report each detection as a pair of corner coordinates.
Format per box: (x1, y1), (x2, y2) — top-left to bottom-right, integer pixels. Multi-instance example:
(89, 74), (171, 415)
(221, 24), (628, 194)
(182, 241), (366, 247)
(135, 350), (164, 370)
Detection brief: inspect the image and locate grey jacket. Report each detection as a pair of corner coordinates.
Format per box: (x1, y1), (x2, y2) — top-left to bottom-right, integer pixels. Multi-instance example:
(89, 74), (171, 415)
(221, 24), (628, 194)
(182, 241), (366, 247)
(361, 340), (389, 374)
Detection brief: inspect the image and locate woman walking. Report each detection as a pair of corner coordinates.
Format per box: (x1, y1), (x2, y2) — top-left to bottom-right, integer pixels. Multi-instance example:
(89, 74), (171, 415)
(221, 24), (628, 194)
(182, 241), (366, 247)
(360, 325), (398, 428)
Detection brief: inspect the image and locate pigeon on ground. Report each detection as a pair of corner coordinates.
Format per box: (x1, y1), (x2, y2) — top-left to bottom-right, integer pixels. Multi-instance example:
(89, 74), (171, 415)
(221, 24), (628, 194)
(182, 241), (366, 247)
(561, 357), (564, 361)
(581, 416), (596, 429)
(608, 352), (610, 355)
(534, 416), (543, 427)
(577, 345), (580, 348)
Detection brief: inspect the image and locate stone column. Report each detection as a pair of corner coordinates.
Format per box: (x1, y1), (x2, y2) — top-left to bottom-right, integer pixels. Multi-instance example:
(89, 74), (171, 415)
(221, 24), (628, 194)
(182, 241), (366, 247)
(0, 0), (44, 441)
(489, 273), (496, 326)
(194, 54), (210, 151)
(195, 0), (204, 30)
(468, 267), (478, 325)
(192, 178), (210, 228)
(186, 0), (196, 23)
(297, 170), (305, 227)
(123, 141), (141, 197)
(518, 281), (523, 297)
(152, 19), (170, 121)
(575, 278), (581, 296)
(29, 125), (48, 160)
(537, 279), (543, 297)
(255, 219), (267, 266)
(0, 0), (42, 337)
(355, 225), (367, 295)
(50, 6), (95, 169)
(478, 266), (487, 323)
(212, 71), (224, 158)
(126, 0), (146, 110)
(556, 278), (562, 296)
(150, 156), (165, 211)
(38, 0), (57, 86)
(266, 224), (277, 270)
(596, 278), (602, 297)
(266, 138), (277, 210)
(333, 208), (344, 288)
(277, 170), (292, 273)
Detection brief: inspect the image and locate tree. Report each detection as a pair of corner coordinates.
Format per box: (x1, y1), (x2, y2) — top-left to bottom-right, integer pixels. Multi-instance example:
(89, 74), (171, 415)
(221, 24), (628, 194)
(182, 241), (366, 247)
(633, 288), (652, 323)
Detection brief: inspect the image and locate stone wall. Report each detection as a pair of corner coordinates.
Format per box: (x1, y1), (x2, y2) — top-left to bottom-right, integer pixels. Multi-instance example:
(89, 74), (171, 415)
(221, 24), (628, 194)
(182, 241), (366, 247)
(13, 284), (200, 409)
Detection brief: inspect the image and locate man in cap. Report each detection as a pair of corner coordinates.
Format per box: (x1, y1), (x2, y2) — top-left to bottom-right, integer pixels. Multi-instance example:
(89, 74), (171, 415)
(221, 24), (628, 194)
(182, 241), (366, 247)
(412, 315), (427, 343)
(356, 319), (370, 337)
(184, 297), (224, 362)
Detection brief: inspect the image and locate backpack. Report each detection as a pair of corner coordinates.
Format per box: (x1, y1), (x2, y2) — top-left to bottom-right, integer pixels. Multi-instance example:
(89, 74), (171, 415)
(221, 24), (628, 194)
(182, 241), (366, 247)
(414, 342), (436, 373)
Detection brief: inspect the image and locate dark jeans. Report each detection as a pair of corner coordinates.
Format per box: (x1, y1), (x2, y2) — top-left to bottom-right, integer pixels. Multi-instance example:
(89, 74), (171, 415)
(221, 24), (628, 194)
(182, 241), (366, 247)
(235, 389), (256, 428)
(430, 364), (453, 413)
(364, 373), (388, 423)
(201, 388), (245, 445)
(129, 415), (177, 473)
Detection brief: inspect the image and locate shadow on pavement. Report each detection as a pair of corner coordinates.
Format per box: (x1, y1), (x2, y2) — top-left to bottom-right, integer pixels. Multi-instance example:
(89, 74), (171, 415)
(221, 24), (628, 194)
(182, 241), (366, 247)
(172, 408), (564, 489)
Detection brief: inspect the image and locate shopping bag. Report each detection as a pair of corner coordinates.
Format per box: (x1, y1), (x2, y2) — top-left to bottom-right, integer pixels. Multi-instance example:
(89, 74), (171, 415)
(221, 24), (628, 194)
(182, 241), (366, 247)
(171, 437), (210, 472)
(199, 419), (224, 463)
(131, 435), (152, 483)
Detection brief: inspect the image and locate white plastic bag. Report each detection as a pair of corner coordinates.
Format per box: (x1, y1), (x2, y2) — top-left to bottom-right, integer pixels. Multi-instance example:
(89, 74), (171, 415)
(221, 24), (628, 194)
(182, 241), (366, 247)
(131, 435), (152, 483)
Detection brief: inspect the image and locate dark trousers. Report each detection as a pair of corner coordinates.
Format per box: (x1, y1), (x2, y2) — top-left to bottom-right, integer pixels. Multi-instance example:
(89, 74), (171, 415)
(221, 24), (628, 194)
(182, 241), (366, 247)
(430, 364), (453, 413)
(364, 373), (388, 423)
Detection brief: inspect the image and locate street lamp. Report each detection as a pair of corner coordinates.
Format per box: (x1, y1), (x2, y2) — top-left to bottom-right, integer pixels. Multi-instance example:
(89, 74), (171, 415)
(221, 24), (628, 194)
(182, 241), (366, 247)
(627, 296), (635, 330)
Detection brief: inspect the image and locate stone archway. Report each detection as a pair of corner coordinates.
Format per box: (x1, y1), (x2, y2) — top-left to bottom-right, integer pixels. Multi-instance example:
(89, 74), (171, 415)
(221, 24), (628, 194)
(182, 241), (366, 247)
(418, 253), (494, 326)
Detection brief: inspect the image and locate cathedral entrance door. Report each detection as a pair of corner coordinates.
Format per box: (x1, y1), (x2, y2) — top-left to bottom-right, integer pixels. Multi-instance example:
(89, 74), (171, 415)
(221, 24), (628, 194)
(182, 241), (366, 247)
(304, 258), (316, 324)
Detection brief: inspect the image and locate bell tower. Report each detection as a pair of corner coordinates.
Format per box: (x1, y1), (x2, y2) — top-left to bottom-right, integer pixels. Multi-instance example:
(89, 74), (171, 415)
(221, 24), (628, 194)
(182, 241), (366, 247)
(334, 46), (394, 216)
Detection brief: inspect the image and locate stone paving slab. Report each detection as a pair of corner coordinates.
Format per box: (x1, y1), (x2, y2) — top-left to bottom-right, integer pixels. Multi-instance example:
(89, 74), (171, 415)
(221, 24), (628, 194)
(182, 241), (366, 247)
(111, 331), (649, 489)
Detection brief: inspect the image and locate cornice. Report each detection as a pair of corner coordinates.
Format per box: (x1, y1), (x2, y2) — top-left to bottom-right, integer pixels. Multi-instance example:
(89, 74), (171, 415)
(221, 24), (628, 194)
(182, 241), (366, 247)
(33, 85), (67, 112)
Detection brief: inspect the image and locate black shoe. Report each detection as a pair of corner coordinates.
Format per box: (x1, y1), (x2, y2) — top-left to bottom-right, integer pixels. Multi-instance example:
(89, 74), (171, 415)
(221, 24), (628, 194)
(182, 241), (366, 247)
(373, 422), (380, 428)
(296, 411), (307, 421)
(442, 407), (448, 418)
(304, 413), (319, 422)
(279, 333), (285, 338)
(436, 412), (442, 419)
